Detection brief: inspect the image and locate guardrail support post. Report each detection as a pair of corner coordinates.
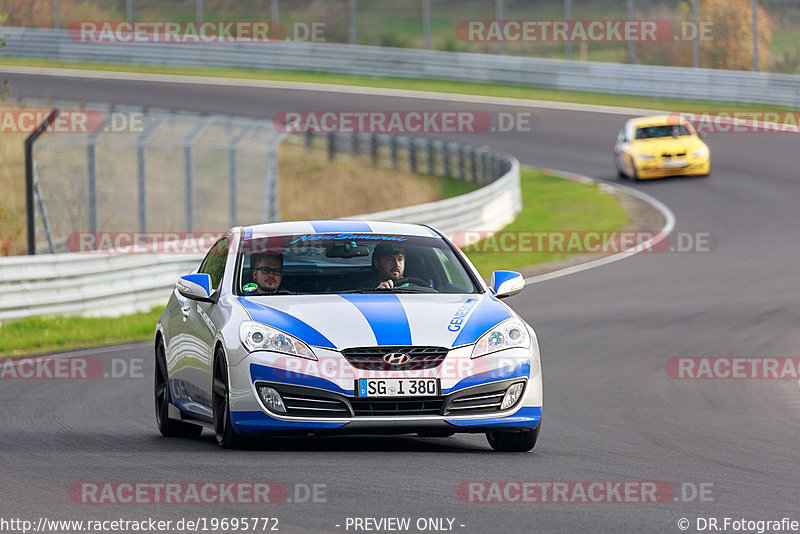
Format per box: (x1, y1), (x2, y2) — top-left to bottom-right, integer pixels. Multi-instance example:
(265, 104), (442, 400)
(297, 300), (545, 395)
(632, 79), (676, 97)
(328, 132), (336, 160)
(443, 142), (451, 178)
(409, 139), (418, 174)
(458, 145), (466, 181)
(370, 134), (379, 167)
(426, 139), (435, 175)
(471, 148), (479, 182)
(390, 136), (398, 168)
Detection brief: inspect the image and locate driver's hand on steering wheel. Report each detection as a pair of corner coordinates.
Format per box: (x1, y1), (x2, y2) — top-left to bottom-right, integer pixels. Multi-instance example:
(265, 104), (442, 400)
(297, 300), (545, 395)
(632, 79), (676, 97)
(376, 279), (394, 289)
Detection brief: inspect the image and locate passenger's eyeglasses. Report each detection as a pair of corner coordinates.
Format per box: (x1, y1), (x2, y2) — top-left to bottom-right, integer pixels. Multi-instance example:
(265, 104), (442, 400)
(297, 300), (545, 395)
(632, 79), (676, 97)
(254, 267), (283, 275)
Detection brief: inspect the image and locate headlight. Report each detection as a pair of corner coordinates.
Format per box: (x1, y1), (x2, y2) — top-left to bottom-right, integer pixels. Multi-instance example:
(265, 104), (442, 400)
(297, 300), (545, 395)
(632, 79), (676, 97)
(692, 146), (709, 158)
(637, 154), (655, 160)
(239, 321), (317, 360)
(471, 319), (531, 358)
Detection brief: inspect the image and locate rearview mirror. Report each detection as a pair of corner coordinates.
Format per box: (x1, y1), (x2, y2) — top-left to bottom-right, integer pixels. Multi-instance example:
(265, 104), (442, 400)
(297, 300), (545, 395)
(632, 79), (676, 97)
(177, 273), (214, 302)
(326, 242), (370, 258)
(490, 271), (525, 299)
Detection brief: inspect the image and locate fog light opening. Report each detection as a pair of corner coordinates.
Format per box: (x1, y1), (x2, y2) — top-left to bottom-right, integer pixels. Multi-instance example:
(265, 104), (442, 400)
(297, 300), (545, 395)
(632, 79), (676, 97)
(500, 382), (524, 410)
(257, 385), (287, 414)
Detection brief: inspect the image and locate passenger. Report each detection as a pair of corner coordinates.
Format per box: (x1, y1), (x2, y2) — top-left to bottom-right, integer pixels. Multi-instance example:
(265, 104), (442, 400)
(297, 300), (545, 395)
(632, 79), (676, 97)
(251, 253), (284, 294)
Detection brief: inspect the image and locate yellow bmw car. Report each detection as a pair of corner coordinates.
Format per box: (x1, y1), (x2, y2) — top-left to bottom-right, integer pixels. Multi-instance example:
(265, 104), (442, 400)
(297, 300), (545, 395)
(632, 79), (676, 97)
(614, 115), (710, 180)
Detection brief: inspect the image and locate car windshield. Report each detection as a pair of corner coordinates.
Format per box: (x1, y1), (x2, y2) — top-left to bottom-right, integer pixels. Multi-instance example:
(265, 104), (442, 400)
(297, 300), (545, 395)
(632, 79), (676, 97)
(236, 233), (480, 295)
(635, 124), (691, 139)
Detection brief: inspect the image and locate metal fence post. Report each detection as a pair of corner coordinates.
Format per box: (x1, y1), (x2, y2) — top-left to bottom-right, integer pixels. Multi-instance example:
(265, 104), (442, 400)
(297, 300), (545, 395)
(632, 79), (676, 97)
(86, 114), (108, 234)
(564, 0), (573, 60)
(24, 109), (59, 255)
(184, 117), (215, 232)
(691, 0), (699, 68)
(752, 0), (759, 72)
(229, 125), (255, 227)
(422, 0), (432, 50)
(495, 0), (504, 55)
(264, 133), (288, 223)
(137, 113), (169, 234)
(471, 148), (479, 182)
(370, 134), (379, 166)
(328, 132), (336, 160)
(627, 0), (635, 64)
(348, 0), (357, 44)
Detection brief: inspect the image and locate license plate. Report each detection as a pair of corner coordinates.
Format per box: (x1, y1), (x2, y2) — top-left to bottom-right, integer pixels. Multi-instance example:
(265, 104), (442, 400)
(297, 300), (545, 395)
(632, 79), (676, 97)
(356, 378), (440, 397)
(663, 158), (686, 168)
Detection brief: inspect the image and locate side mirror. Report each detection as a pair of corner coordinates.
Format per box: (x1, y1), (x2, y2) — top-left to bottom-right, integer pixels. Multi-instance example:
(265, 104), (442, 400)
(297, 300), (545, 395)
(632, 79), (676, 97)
(177, 273), (214, 302)
(490, 270), (525, 299)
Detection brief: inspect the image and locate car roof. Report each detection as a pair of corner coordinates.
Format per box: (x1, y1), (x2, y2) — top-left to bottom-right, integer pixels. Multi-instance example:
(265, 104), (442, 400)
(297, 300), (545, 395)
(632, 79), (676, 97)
(239, 220), (442, 239)
(629, 115), (689, 128)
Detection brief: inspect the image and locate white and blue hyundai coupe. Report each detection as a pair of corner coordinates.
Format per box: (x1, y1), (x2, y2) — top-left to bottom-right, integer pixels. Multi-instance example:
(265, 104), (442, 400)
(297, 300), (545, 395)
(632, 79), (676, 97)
(154, 220), (542, 451)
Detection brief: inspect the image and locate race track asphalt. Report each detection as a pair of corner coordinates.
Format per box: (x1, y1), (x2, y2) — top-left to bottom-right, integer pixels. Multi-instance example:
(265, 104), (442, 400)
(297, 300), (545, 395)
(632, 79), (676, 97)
(2, 70), (799, 533)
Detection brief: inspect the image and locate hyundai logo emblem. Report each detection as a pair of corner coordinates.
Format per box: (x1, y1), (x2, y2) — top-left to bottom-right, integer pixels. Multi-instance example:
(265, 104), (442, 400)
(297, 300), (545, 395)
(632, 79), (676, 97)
(383, 353), (410, 365)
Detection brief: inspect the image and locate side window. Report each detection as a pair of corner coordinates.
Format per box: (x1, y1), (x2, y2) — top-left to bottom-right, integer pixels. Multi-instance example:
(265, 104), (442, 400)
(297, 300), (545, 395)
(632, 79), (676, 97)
(198, 238), (230, 291)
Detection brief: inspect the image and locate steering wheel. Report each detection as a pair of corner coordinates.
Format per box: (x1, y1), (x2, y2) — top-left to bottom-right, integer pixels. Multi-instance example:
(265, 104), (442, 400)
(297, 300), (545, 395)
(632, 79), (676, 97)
(393, 277), (432, 288)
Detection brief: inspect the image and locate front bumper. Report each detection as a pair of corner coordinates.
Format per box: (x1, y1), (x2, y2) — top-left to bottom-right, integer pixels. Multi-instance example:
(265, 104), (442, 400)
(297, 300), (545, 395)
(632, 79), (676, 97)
(227, 346), (542, 435)
(636, 157), (710, 179)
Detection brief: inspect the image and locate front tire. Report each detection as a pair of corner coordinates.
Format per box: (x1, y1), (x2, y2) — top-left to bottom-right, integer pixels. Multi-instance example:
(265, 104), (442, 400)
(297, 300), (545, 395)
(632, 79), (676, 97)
(628, 157), (640, 182)
(213, 346), (246, 449)
(154, 338), (203, 438)
(486, 422), (540, 452)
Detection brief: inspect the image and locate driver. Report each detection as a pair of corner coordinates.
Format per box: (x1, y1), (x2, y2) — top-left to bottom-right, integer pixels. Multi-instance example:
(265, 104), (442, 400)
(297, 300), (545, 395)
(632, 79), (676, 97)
(372, 243), (406, 289)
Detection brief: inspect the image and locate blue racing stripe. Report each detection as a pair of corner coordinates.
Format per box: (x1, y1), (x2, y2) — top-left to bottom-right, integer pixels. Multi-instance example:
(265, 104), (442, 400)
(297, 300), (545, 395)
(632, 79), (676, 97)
(238, 297), (336, 349)
(340, 294), (412, 345)
(451, 296), (512, 347)
(310, 220), (372, 233)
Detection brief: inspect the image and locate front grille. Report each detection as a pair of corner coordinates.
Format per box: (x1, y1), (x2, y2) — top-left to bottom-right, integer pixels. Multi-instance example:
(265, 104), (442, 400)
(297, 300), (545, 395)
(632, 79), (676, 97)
(350, 397), (445, 416)
(342, 346), (448, 371)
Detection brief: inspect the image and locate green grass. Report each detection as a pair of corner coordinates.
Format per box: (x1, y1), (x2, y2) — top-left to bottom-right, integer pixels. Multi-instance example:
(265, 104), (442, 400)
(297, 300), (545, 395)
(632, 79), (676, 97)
(440, 176), (480, 198)
(465, 166), (628, 276)
(2, 57), (797, 112)
(0, 308), (161, 357)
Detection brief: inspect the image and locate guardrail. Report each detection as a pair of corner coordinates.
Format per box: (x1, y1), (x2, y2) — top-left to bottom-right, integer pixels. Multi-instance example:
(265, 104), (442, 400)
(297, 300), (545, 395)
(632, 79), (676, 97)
(0, 125), (520, 322)
(3, 27), (800, 108)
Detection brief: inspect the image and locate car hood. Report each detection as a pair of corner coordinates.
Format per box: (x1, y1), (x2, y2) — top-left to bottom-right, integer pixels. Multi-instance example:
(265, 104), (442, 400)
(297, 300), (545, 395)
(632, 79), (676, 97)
(632, 137), (704, 155)
(237, 293), (513, 350)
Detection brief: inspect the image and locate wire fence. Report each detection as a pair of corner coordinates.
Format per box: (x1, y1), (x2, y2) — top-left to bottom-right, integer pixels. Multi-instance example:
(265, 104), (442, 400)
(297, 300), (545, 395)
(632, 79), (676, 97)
(21, 99), (285, 253)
